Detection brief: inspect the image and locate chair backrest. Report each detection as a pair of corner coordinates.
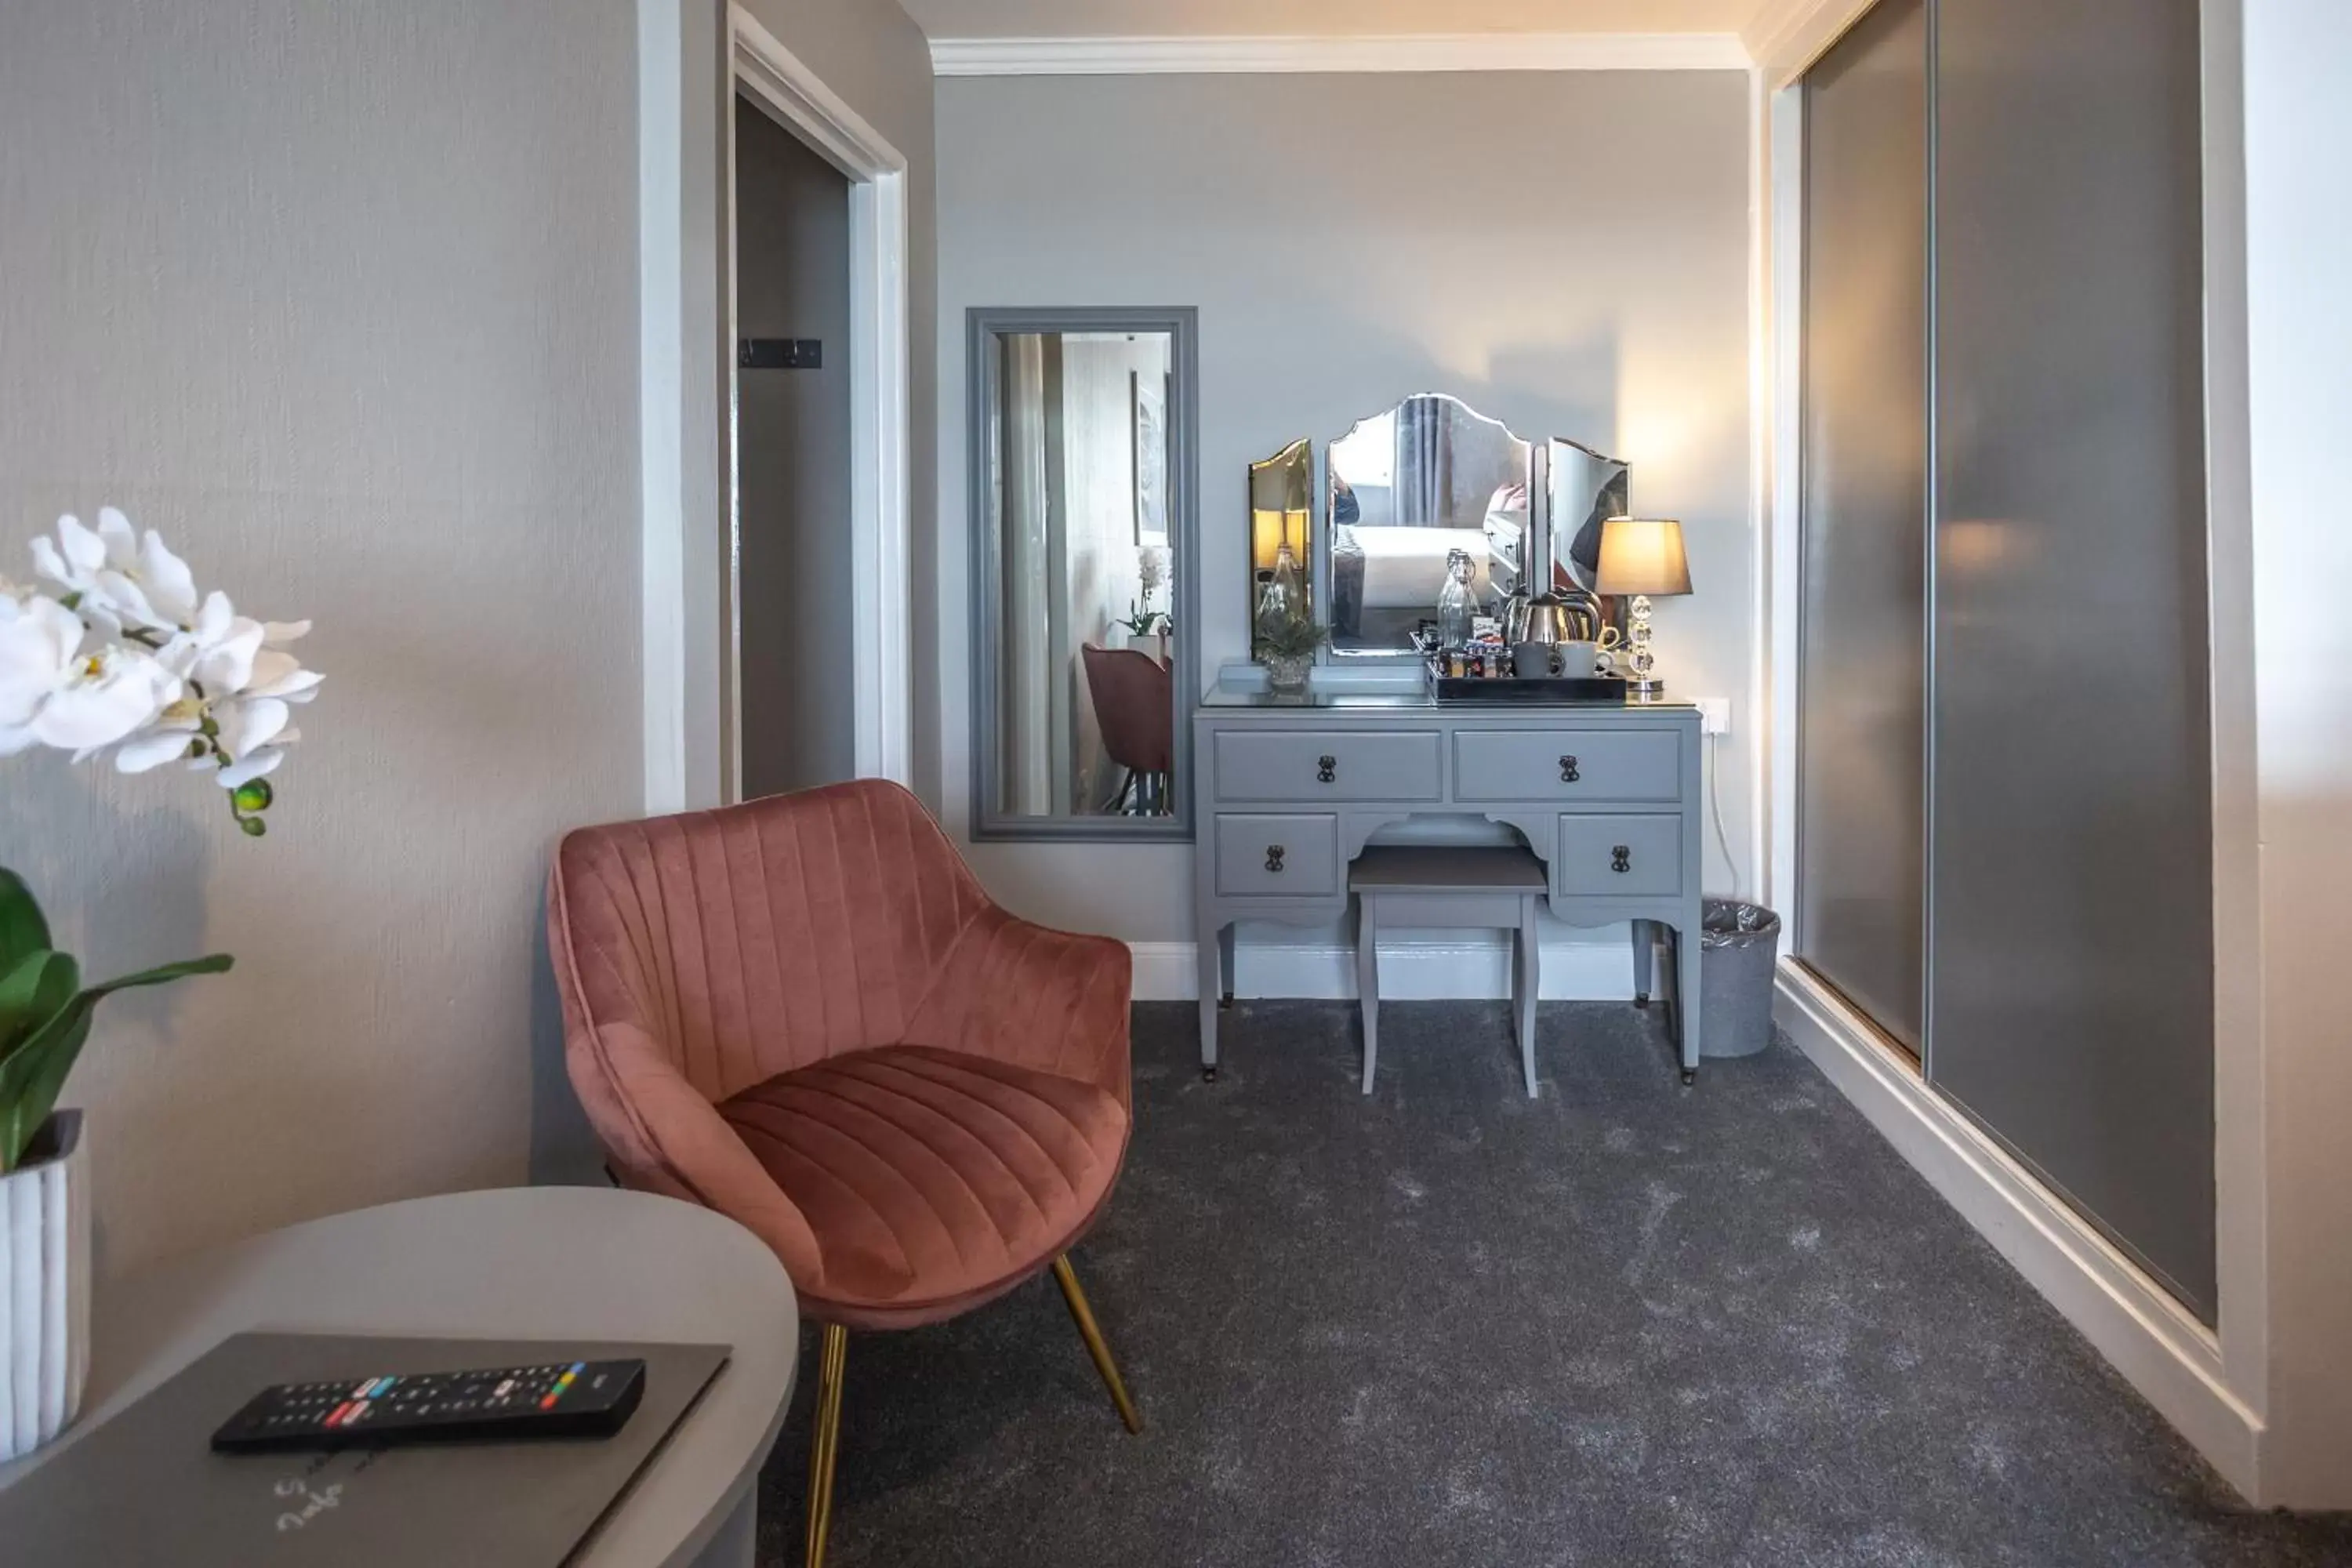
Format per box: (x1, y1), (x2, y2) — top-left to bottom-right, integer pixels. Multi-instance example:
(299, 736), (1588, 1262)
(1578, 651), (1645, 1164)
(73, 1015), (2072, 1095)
(1080, 644), (1173, 773)
(547, 779), (994, 1103)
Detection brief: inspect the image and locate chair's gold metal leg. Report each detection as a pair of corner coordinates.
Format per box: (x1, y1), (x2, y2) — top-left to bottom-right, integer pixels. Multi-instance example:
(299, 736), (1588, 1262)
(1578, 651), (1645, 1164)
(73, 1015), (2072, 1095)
(804, 1323), (849, 1568)
(1051, 1254), (1143, 1434)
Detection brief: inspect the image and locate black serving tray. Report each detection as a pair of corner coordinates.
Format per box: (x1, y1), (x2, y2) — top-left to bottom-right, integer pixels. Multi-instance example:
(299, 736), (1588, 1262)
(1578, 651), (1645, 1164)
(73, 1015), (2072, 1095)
(1424, 659), (1632, 704)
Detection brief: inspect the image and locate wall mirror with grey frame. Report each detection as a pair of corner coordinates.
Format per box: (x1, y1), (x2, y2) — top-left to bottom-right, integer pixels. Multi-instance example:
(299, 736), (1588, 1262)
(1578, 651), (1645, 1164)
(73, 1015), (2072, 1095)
(969, 307), (1200, 841)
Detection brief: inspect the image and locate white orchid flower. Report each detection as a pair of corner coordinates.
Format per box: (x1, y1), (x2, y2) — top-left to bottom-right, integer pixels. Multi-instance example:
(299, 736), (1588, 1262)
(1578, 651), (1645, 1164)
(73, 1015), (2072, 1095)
(29, 508), (201, 635)
(11, 507), (319, 834)
(133, 536), (323, 722)
(0, 594), (83, 753)
(0, 593), (180, 757)
(215, 744), (289, 790)
(126, 589), (321, 789)
(42, 644), (181, 753)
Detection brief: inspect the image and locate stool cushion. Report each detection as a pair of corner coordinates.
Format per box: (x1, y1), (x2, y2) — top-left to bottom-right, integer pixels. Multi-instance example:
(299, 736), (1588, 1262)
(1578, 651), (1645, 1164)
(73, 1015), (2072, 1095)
(718, 1044), (1130, 1329)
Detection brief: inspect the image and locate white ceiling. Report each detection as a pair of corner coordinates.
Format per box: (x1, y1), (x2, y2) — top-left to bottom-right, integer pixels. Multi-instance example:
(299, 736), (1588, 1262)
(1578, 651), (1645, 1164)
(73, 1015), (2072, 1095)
(897, 0), (1773, 41)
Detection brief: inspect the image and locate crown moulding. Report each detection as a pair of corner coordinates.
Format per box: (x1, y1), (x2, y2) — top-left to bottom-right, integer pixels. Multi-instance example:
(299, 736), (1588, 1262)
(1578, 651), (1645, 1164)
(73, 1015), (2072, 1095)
(928, 32), (1756, 77)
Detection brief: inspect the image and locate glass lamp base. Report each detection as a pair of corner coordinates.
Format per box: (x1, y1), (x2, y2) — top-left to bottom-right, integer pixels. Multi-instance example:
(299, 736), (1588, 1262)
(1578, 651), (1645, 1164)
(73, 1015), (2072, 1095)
(1622, 593), (1664, 700)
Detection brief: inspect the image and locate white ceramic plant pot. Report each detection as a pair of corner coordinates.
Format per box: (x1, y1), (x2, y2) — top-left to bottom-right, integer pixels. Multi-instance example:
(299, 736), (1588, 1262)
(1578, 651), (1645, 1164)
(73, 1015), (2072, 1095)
(0, 1109), (90, 1461)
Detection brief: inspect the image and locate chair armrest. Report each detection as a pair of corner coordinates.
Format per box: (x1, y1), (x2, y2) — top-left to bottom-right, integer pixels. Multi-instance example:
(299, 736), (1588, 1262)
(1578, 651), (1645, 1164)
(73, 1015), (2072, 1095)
(572, 1021), (824, 1287)
(906, 906), (1134, 1108)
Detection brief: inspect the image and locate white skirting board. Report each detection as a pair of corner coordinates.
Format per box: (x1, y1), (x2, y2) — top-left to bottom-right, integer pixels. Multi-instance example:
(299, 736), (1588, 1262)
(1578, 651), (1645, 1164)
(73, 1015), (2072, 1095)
(1773, 961), (2263, 1498)
(1127, 934), (1639, 1004)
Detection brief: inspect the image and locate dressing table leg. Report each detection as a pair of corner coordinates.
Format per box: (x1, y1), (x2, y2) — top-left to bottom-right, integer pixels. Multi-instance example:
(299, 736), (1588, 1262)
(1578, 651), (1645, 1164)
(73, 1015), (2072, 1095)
(1356, 895), (1380, 1094)
(1517, 896), (1541, 1099)
(1197, 927), (1222, 1081)
(1631, 920), (1654, 1009)
(1674, 921), (1702, 1084)
(1218, 924), (1236, 1010)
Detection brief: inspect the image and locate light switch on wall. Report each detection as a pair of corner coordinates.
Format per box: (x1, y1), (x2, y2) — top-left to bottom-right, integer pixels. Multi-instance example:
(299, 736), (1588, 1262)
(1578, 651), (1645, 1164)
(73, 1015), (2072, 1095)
(1697, 697), (1732, 735)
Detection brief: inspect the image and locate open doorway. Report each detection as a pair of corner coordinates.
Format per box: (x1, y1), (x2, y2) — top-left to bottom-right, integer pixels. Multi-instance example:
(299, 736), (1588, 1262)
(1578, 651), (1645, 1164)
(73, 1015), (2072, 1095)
(733, 96), (853, 797)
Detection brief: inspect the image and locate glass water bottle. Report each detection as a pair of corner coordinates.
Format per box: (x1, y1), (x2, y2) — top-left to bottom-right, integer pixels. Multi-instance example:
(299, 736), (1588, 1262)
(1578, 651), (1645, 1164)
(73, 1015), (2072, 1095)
(1438, 548), (1478, 650)
(1255, 543), (1303, 644)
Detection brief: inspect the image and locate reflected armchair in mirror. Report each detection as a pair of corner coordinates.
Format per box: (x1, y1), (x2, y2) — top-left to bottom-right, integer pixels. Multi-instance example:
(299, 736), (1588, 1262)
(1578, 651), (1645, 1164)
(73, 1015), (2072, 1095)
(1081, 643), (1174, 815)
(967, 306), (1199, 840)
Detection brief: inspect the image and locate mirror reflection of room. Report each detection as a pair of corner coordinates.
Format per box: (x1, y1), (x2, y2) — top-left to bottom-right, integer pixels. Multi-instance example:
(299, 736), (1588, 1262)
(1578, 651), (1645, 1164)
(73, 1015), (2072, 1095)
(1327, 394), (1532, 655)
(1248, 438), (1312, 653)
(989, 328), (1178, 818)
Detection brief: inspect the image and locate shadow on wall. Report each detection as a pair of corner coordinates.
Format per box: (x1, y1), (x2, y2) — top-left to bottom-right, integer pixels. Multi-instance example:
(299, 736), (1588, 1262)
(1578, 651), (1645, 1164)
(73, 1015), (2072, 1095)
(1294, 316), (1624, 458)
(529, 875), (604, 1187)
(0, 774), (212, 1269)
(1469, 337), (1623, 452)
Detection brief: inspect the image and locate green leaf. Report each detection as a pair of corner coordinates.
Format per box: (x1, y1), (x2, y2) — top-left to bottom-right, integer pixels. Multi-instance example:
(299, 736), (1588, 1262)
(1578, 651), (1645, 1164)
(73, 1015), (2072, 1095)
(84, 953), (234, 999)
(0, 952), (230, 1173)
(0, 869), (51, 978)
(0, 1002), (92, 1174)
(0, 949), (79, 1065)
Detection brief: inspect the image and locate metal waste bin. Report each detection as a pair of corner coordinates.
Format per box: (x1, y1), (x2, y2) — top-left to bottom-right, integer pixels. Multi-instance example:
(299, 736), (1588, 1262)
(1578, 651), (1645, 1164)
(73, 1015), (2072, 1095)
(1697, 899), (1780, 1058)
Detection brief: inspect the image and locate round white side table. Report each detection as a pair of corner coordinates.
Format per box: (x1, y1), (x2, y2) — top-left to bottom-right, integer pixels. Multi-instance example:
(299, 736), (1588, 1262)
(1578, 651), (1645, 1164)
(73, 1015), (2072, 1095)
(0, 1187), (799, 1568)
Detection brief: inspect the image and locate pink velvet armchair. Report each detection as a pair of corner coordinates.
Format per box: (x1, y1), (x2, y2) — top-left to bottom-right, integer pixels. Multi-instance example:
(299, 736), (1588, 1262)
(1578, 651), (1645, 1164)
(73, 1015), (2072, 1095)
(546, 780), (1142, 1568)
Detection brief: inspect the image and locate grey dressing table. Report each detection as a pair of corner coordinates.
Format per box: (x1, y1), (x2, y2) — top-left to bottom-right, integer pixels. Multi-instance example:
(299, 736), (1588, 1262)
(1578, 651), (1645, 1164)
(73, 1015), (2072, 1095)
(1192, 688), (1704, 1085)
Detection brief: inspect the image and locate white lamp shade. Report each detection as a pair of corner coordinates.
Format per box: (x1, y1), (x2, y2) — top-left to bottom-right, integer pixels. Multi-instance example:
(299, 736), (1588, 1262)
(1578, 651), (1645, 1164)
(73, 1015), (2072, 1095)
(1595, 517), (1692, 597)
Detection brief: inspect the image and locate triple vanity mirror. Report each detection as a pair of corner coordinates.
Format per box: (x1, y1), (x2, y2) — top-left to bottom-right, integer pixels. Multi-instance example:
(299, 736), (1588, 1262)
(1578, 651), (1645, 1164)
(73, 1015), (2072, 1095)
(967, 307), (1199, 842)
(1326, 394), (1532, 658)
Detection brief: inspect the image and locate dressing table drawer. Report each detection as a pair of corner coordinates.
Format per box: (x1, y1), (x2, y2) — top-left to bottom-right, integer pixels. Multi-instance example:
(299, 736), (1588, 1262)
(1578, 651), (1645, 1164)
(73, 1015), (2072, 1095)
(1554, 814), (1683, 898)
(1454, 730), (1681, 803)
(1214, 814), (1341, 898)
(1213, 731), (1442, 803)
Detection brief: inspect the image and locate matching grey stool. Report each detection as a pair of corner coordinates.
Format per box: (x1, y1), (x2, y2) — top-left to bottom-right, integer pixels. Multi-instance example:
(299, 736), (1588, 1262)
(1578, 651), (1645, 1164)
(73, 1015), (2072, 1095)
(1350, 846), (1549, 1098)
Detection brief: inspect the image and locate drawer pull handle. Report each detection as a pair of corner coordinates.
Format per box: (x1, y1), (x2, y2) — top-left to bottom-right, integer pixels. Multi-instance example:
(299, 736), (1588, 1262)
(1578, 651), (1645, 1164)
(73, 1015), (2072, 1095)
(1265, 845), (1287, 874)
(1317, 754), (1337, 783)
(1611, 845), (1632, 874)
(1559, 755), (1581, 784)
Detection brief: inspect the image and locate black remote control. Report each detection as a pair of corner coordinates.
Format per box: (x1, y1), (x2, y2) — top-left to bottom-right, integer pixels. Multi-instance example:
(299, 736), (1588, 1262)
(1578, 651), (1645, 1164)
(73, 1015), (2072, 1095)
(210, 1359), (646, 1453)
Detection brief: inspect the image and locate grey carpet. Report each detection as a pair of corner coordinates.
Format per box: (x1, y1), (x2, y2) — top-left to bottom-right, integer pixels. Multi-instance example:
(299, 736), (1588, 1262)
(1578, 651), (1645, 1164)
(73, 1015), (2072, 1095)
(754, 1001), (2352, 1566)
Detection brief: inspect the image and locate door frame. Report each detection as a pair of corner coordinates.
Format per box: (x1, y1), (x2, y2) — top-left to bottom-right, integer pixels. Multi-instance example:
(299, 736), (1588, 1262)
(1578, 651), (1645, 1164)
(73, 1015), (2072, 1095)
(642, 1), (912, 811)
(727, 7), (910, 797)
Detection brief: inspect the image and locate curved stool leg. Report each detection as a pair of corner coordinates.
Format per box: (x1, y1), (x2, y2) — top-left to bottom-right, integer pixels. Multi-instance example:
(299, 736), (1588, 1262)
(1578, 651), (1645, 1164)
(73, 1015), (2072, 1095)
(1051, 1254), (1144, 1433)
(804, 1323), (848, 1568)
(1356, 895), (1380, 1094)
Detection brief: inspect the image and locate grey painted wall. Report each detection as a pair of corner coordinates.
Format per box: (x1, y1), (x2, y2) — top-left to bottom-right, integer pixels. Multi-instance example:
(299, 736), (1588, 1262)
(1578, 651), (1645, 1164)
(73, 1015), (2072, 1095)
(735, 100), (856, 797)
(738, 0), (941, 807)
(0, 0), (639, 1269)
(936, 72), (1755, 950)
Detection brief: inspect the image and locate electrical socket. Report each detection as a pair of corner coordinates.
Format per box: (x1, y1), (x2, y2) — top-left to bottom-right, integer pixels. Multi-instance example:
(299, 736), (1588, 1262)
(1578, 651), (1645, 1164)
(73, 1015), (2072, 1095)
(1697, 697), (1732, 735)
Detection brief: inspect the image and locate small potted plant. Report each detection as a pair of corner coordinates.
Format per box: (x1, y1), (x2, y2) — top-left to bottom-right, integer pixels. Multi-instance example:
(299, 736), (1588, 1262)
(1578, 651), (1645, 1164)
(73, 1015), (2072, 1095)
(1116, 546), (1172, 661)
(1256, 616), (1327, 695)
(0, 507), (318, 1458)
(0, 873), (230, 1458)
(1113, 601), (1168, 657)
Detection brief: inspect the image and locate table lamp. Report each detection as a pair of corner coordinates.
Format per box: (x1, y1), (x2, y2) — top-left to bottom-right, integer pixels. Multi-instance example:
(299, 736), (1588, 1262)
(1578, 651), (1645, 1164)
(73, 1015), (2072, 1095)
(1595, 517), (1691, 699)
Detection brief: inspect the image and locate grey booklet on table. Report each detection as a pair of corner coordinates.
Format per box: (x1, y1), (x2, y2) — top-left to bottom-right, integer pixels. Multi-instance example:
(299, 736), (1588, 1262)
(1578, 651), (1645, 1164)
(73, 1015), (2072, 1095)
(0, 1332), (731, 1567)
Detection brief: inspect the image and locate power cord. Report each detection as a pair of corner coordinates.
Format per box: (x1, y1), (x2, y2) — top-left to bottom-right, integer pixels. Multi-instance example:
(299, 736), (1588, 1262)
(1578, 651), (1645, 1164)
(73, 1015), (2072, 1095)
(1705, 731), (1743, 900)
